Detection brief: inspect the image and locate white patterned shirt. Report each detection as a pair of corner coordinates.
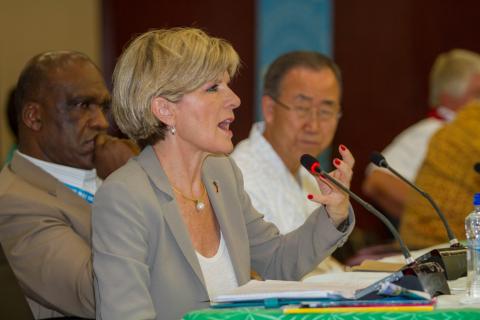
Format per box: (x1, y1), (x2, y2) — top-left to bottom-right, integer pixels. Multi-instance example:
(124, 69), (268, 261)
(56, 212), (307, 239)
(231, 122), (321, 234)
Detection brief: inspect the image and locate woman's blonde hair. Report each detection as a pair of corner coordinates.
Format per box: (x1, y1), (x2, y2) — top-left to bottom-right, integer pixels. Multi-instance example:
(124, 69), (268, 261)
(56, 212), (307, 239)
(112, 27), (240, 147)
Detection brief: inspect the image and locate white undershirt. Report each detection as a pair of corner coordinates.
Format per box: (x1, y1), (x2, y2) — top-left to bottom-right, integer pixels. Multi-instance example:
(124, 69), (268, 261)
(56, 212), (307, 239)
(195, 232), (238, 300)
(16, 150), (101, 194)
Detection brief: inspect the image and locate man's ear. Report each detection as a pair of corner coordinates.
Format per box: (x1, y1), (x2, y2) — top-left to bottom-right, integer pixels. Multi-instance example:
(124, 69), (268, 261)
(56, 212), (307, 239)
(262, 95), (276, 124)
(151, 96), (175, 126)
(22, 102), (42, 131)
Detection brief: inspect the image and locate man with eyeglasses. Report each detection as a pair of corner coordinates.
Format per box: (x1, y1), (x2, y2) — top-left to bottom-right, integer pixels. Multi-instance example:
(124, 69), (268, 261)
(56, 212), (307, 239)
(232, 51), (345, 273)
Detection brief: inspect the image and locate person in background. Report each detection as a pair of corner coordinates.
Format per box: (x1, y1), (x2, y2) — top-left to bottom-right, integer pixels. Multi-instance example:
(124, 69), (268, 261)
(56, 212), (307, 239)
(92, 27), (355, 320)
(0, 51), (138, 319)
(362, 49), (480, 221)
(401, 101), (480, 248)
(231, 51), (345, 273)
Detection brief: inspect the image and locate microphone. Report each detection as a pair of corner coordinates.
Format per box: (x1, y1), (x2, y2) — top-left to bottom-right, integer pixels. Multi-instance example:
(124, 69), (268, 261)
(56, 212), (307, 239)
(474, 162), (480, 174)
(300, 154), (414, 265)
(300, 154), (450, 298)
(371, 151), (459, 246)
(370, 151), (466, 280)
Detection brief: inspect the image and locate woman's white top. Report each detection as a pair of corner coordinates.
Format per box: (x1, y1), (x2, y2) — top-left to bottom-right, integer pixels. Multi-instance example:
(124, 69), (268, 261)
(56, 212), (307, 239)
(195, 232), (238, 300)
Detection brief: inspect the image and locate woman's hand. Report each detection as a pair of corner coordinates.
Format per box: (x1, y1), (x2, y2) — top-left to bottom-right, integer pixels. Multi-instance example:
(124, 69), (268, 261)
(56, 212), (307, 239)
(308, 144), (355, 226)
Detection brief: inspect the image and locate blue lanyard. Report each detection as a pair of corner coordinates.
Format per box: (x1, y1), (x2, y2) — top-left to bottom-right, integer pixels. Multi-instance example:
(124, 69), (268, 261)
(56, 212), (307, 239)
(64, 183), (95, 203)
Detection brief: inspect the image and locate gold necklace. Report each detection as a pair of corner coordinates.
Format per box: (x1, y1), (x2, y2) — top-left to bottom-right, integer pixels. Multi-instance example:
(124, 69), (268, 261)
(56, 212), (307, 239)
(171, 184), (207, 211)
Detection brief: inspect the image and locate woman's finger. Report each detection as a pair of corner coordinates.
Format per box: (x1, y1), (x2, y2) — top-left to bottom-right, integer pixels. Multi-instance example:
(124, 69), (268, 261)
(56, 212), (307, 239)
(338, 144), (355, 168)
(314, 174), (333, 194)
(331, 158), (353, 188)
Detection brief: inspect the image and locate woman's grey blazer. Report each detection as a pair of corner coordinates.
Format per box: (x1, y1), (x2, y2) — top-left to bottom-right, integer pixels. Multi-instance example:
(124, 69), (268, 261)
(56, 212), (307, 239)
(92, 146), (354, 320)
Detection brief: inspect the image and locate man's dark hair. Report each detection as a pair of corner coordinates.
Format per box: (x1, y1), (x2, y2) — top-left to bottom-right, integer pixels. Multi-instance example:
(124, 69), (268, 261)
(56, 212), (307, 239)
(263, 51), (342, 99)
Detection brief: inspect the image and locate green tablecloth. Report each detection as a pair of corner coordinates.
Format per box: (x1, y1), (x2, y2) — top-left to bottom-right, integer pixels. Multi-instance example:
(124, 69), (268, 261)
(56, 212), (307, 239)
(183, 307), (480, 319)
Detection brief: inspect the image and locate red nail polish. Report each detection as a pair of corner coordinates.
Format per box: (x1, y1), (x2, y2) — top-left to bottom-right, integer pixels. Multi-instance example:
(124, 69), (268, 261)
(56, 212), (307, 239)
(340, 144), (346, 151)
(334, 158), (341, 166)
(307, 194), (313, 200)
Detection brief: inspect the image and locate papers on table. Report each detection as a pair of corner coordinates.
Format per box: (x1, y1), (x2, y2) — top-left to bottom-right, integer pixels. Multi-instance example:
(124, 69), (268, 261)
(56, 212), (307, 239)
(350, 260), (404, 272)
(212, 279), (351, 304)
(349, 245), (454, 273)
(212, 272), (430, 309)
(303, 271), (390, 288)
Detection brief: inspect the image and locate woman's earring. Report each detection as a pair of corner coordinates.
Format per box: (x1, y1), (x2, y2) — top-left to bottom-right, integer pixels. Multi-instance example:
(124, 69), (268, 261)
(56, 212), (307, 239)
(170, 125), (176, 135)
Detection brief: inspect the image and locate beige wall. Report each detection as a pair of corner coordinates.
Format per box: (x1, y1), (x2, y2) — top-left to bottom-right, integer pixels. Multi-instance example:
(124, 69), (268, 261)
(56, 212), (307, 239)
(0, 0), (101, 163)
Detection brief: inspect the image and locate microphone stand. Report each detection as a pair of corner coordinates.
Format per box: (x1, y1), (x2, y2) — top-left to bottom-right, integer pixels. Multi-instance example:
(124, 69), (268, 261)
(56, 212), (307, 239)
(318, 171), (414, 265)
(315, 169), (450, 299)
(373, 152), (466, 280)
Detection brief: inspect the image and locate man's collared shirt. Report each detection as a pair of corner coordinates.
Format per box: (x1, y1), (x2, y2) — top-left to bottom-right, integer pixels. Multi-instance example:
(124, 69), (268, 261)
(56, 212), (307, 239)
(16, 150), (101, 199)
(231, 122), (320, 233)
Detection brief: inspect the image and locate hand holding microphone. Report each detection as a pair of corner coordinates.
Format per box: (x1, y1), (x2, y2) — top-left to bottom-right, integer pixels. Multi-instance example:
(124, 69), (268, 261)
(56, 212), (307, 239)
(304, 145), (355, 227)
(301, 151), (416, 264)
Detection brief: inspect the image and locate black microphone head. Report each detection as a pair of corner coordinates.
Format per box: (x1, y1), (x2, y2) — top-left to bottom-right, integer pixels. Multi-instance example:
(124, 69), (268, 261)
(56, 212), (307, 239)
(474, 163), (480, 174)
(300, 154), (321, 174)
(371, 151), (388, 168)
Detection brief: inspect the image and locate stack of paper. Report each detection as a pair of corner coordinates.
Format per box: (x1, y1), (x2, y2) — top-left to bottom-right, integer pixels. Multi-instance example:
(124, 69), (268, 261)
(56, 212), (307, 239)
(212, 279), (351, 306)
(350, 260), (404, 272)
(212, 273), (431, 309)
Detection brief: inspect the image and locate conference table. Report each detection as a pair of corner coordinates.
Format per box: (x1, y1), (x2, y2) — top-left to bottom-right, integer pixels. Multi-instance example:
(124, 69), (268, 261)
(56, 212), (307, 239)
(183, 253), (480, 320)
(183, 307), (480, 319)
(183, 285), (480, 320)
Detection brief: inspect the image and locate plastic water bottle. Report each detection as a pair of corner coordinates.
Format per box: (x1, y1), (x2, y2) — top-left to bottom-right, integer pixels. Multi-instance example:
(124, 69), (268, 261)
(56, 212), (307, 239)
(465, 192), (480, 300)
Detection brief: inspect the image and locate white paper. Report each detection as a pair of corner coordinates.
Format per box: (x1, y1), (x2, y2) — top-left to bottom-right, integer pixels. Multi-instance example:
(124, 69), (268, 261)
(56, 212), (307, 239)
(212, 279), (353, 303)
(303, 271), (390, 289)
(212, 270), (439, 304)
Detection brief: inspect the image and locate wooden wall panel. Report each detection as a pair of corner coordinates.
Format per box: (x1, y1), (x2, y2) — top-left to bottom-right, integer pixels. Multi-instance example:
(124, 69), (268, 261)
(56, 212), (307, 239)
(334, 0), (480, 241)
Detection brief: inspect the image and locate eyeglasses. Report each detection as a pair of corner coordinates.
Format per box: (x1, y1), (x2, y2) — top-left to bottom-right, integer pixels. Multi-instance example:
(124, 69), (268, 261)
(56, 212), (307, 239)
(270, 96), (342, 121)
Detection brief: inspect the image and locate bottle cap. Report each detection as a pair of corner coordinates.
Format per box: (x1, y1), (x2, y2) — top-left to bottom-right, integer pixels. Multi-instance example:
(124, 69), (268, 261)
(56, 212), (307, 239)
(474, 192), (480, 206)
